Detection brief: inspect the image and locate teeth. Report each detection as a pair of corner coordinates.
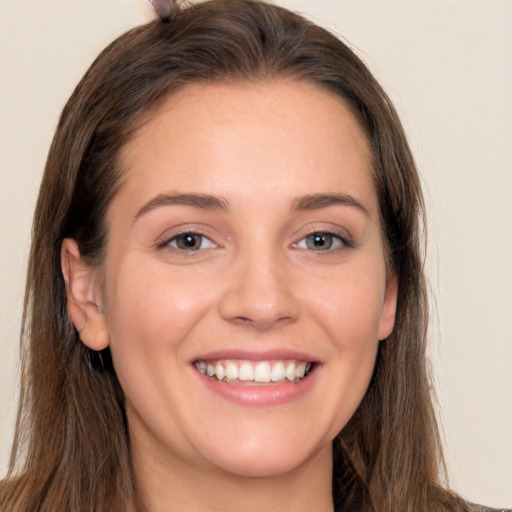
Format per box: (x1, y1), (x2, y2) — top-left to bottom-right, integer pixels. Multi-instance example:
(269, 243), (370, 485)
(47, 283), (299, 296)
(295, 362), (307, 379)
(225, 361), (239, 380)
(215, 362), (225, 381)
(238, 362), (254, 381)
(195, 359), (313, 384)
(254, 362), (271, 382)
(271, 361), (286, 382)
(285, 362), (296, 382)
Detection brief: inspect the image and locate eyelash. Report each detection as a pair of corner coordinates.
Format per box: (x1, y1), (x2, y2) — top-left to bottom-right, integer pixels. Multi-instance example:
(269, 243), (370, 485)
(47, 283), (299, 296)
(158, 229), (353, 254)
(293, 230), (354, 253)
(157, 231), (216, 252)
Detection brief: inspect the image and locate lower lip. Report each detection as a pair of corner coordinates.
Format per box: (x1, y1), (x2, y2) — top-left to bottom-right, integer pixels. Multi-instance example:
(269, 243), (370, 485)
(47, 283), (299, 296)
(194, 366), (319, 406)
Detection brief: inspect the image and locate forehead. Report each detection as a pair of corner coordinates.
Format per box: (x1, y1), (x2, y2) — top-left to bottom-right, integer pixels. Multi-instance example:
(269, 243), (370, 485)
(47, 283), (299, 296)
(117, 80), (375, 214)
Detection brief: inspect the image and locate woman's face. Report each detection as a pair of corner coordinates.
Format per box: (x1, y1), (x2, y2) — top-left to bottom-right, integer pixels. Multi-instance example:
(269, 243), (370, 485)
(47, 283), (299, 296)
(83, 81), (397, 478)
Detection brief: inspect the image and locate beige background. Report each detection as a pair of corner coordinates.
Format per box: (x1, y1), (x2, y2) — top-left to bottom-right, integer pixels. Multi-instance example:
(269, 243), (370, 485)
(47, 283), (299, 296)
(1, 0), (510, 507)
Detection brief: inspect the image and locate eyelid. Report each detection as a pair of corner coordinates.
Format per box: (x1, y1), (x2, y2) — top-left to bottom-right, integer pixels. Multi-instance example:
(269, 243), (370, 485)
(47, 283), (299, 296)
(157, 228), (218, 252)
(292, 226), (354, 251)
(170, 233), (215, 251)
(155, 224), (353, 254)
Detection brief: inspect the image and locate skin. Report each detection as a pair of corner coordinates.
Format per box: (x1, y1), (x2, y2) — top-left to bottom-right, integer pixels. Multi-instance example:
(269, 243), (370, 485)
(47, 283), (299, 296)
(62, 80), (397, 511)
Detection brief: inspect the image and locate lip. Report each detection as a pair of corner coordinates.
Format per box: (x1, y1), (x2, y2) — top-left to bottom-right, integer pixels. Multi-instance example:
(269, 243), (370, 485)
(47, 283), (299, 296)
(192, 347), (320, 364)
(192, 349), (320, 407)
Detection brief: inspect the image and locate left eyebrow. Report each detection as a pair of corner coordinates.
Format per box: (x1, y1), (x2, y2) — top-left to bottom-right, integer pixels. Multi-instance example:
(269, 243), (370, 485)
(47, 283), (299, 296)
(134, 192), (230, 222)
(291, 193), (370, 217)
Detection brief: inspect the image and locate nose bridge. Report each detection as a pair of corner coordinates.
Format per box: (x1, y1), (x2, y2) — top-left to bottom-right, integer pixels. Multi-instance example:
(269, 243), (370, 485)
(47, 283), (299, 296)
(218, 241), (300, 329)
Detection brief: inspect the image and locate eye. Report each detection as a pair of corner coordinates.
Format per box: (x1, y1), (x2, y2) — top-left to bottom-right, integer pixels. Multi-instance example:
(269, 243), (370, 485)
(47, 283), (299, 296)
(167, 232), (215, 251)
(296, 232), (347, 251)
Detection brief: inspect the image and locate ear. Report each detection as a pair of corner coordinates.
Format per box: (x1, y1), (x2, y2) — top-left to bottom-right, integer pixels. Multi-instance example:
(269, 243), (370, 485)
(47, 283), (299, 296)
(377, 271), (398, 341)
(61, 239), (109, 351)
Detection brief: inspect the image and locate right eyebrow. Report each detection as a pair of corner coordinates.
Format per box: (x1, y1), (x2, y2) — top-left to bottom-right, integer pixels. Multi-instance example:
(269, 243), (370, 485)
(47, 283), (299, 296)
(134, 193), (230, 222)
(291, 193), (370, 217)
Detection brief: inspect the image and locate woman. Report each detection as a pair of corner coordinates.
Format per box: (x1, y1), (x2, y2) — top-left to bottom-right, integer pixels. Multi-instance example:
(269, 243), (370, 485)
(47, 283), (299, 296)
(0, 0), (508, 511)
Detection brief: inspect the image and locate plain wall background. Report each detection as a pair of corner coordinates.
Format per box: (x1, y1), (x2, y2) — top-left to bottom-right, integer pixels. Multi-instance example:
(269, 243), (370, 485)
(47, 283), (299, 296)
(1, 0), (510, 507)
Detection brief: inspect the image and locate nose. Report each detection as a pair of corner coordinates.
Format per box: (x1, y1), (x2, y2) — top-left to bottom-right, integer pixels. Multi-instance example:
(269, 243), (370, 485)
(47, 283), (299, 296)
(218, 250), (300, 330)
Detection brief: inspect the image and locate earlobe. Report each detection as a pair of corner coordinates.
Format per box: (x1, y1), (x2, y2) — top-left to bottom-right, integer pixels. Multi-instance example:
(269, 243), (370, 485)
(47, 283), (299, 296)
(377, 272), (398, 341)
(61, 239), (109, 351)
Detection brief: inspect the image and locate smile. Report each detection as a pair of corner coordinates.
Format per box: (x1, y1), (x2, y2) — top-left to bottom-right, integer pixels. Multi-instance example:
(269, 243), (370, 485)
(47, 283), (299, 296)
(194, 359), (313, 385)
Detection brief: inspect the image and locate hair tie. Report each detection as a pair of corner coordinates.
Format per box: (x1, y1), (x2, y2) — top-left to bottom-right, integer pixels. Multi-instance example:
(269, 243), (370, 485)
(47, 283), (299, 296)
(149, 0), (179, 21)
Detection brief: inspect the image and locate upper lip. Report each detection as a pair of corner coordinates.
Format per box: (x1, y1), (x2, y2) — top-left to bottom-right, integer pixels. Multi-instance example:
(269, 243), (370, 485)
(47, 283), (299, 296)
(192, 347), (320, 364)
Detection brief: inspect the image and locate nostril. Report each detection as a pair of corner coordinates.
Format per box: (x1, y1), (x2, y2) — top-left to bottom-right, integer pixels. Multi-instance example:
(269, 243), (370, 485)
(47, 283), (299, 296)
(232, 315), (296, 331)
(218, 276), (301, 329)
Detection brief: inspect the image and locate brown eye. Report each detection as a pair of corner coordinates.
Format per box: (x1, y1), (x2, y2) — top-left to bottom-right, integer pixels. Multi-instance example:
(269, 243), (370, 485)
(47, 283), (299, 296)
(305, 233), (334, 250)
(169, 233), (214, 251)
(296, 232), (347, 252)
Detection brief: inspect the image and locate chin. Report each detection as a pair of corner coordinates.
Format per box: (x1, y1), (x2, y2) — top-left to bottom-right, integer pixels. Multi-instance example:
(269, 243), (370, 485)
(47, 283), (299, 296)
(194, 428), (333, 479)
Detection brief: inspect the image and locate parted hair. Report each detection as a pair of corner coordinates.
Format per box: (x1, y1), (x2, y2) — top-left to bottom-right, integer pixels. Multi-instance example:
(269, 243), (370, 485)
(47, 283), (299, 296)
(1, 1), (477, 511)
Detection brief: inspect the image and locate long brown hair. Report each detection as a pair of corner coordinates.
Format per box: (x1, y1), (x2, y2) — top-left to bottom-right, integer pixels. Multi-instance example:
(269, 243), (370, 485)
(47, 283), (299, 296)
(1, 1), (475, 510)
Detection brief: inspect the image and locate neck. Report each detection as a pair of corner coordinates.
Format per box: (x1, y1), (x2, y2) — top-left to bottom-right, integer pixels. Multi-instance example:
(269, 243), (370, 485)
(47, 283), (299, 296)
(132, 442), (334, 512)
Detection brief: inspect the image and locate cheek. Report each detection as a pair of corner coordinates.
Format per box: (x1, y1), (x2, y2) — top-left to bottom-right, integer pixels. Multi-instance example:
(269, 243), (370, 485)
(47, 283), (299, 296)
(103, 257), (218, 361)
(304, 266), (387, 348)
(101, 258), (219, 440)
(312, 277), (383, 431)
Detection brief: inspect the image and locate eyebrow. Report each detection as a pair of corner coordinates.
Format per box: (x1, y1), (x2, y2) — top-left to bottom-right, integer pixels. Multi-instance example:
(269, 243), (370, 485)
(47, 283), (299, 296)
(134, 193), (230, 220)
(134, 191), (369, 222)
(291, 193), (370, 217)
